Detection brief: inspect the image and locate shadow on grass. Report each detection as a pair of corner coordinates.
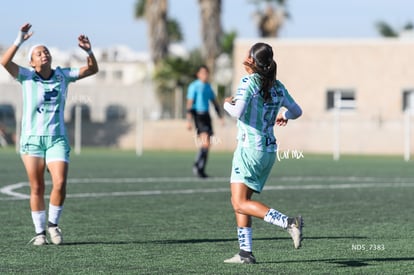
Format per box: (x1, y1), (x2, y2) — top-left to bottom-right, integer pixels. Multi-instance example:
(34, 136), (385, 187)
(260, 257), (414, 267)
(62, 235), (367, 246)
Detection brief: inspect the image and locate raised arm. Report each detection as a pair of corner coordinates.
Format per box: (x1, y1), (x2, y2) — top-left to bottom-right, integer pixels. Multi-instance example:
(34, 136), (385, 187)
(1, 23), (33, 78)
(77, 35), (99, 79)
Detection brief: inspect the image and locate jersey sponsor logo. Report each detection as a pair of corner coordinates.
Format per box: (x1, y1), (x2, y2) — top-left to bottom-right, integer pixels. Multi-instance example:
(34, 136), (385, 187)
(37, 89), (60, 114)
(44, 89), (59, 102)
(36, 106), (60, 114)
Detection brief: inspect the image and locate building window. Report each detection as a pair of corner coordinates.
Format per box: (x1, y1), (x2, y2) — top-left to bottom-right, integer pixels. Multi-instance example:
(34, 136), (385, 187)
(0, 104), (16, 125)
(70, 104), (91, 122)
(402, 90), (414, 111)
(105, 104), (127, 121)
(326, 89), (356, 110)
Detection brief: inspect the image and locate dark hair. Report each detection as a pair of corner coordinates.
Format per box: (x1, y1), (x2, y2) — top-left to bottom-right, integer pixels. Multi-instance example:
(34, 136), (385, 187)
(245, 43), (277, 101)
(196, 64), (209, 73)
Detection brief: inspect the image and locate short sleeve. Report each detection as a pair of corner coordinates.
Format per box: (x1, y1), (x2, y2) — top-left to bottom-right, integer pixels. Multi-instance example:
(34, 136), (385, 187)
(16, 66), (33, 83)
(59, 67), (80, 82)
(187, 82), (196, 100)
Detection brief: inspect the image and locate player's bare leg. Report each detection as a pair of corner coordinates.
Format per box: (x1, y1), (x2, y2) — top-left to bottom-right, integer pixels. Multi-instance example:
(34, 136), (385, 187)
(47, 161), (68, 206)
(22, 155), (48, 245)
(225, 182), (303, 262)
(46, 161), (68, 245)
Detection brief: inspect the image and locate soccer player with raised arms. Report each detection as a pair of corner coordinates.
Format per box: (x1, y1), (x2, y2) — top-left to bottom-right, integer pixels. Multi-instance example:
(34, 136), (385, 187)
(1, 23), (99, 245)
(223, 42), (303, 264)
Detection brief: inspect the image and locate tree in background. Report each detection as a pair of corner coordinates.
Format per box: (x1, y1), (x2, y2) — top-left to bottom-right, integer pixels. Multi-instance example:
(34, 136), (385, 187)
(198, 0), (222, 76)
(135, 0), (189, 118)
(376, 21), (414, 37)
(250, 0), (290, 37)
(134, 0), (233, 118)
(221, 30), (237, 56)
(154, 50), (204, 118)
(134, 0), (169, 66)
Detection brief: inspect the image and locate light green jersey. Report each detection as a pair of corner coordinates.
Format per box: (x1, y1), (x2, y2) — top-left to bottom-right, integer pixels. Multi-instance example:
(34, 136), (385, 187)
(17, 66), (79, 136)
(234, 74), (297, 152)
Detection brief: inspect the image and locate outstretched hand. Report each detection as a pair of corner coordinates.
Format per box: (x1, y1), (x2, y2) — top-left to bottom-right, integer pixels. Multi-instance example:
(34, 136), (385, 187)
(14, 23), (33, 46)
(78, 35), (92, 51)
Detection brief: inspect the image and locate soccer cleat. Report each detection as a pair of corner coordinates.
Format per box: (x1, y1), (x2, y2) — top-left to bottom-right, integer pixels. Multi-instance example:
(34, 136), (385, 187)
(224, 253), (256, 264)
(197, 170), (209, 179)
(193, 164), (209, 178)
(287, 216), (303, 249)
(48, 226), (63, 245)
(192, 164), (199, 176)
(28, 234), (48, 246)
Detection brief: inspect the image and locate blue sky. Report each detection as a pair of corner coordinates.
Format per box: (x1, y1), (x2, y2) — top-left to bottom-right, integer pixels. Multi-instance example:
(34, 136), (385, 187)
(0, 0), (413, 52)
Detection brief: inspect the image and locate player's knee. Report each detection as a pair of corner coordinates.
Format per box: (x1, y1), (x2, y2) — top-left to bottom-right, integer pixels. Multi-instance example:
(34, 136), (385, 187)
(231, 196), (246, 213)
(30, 182), (45, 196)
(51, 179), (67, 193)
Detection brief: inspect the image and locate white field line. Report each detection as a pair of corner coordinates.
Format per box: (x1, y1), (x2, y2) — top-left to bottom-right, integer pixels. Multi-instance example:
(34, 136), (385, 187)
(1, 177), (414, 201)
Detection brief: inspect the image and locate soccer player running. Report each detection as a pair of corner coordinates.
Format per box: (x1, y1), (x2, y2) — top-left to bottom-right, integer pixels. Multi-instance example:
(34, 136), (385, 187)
(223, 42), (303, 264)
(1, 23), (99, 245)
(186, 65), (223, 178)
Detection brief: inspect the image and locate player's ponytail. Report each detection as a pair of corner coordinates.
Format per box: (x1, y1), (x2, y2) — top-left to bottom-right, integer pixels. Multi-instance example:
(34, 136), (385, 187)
(247, 43), (277, 102)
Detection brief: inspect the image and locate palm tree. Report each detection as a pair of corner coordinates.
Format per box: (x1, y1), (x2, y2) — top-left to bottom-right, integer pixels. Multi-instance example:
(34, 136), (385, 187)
(221, 30), (237, 56)
(154, 50), (204, 118)
(198, 0), (222, 76)
(134, 0), (169, 66)
(376, 21), (413, 37)
(135, 0), (188, 118)
(249, 0), (290, 37)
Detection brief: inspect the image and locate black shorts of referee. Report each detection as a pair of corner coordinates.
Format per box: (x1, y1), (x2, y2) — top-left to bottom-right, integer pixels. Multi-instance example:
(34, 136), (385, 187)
(194, 112), (213, 136)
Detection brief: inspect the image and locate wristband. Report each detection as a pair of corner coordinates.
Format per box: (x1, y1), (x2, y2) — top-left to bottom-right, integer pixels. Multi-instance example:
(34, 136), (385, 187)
(86, 49), (93, 56)
(14, 31), (27, 47)
(282, 111), (288, 120)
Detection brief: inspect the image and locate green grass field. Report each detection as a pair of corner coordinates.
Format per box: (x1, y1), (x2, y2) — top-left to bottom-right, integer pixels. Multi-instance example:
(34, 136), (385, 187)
(0, 147), (413, 274)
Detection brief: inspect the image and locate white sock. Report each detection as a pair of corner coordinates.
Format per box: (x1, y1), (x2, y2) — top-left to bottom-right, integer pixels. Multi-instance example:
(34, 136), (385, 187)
(264, 208), (288, 228)
(48, 203), (63, 226)
(31, 210), (46, 234)
(237, 227), (253, 252)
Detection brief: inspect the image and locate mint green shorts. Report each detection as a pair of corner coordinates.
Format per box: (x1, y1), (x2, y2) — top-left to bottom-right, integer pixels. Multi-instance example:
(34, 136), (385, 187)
(230, 145), (276, 193)
(20, 135), (71, 163)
